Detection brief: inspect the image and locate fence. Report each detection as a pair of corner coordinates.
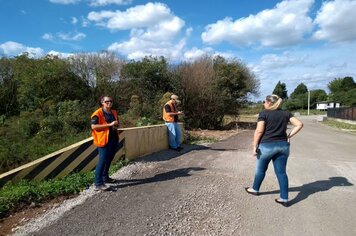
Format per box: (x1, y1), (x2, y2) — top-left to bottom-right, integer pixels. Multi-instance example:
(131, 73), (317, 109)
(0, 123), (183, 187)
(327, 107), (356, 121)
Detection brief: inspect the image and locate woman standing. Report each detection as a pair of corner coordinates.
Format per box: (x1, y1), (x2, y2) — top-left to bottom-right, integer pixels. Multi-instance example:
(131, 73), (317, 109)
(91, 96), (120, 191)
(245, 94), (303, 206)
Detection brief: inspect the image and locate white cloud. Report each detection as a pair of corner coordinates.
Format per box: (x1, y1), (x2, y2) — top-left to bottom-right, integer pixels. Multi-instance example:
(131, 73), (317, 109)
(88, 2), (186, 60)
(313, 0), (356, 42)
(183, 47), (234, 62)
(42, 33), (55, 41)
(47, 50), (74, 58)
(108, 37), (186, 61)
(71, 17), (78, 24)
(81, 16), (90, 27)
(0, 41), (44, 57)
(42, 32), (86, 41)
(88, 2), (174, 30)
(259, 52), (306, 69)
(201, 0), (314, 47)
(57, 32), (86, 41)
(89, 0), (132, 7)
(49, 0), (81, 4)
(183, 47), (212, 61)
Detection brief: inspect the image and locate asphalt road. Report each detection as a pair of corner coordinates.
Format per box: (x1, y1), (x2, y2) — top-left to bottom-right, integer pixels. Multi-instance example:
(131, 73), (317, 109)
(13, 116), (356, 236)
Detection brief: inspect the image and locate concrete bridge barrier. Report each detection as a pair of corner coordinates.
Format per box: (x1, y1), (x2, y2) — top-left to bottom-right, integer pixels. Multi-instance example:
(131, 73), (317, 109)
(0, 123), (183, 187)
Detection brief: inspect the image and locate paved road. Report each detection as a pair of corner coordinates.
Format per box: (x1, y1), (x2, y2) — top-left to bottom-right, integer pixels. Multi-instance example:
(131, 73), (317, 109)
(13, 116), (356, 236)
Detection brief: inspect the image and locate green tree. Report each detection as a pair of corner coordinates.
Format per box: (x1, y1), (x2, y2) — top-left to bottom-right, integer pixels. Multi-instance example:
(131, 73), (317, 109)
(272, 81), (288, 99)
(287, 83), (309, 109)
(344, 88), (356, 106)
(0, 58), (18, 116)
(328, 77), (356, 106)
(310, 89), (327, 108)
(120, 56), (174, 119)
(290, 83), (308, 98)
(12, 54), (90, 111)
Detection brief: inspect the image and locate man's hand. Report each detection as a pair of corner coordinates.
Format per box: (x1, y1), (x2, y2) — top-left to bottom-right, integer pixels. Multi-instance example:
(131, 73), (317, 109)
(109, 121), (119, 127)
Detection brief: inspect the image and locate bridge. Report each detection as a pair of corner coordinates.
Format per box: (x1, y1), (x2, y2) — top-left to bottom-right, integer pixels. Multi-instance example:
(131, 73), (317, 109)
(9, 116), (356, 236)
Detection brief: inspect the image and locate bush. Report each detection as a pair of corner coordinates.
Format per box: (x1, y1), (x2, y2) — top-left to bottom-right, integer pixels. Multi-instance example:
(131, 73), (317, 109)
(38, 116), (64, 138)
(58, 100), (91, 132)
(17, 111), (42, 138)
(136, 117), (157, 127)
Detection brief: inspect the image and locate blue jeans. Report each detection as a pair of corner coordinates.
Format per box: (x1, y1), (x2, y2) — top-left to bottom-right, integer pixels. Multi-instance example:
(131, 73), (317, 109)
(165, 122), (181, 149)
(95, 140), (119, 186)
(252, 141), (290, 200)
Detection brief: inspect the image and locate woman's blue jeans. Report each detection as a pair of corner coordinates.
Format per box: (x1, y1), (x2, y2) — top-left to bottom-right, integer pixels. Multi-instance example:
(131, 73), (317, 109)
(165, 122), (181, 149)
(95, 140), (119, 186)
(253, 141), (290, 200)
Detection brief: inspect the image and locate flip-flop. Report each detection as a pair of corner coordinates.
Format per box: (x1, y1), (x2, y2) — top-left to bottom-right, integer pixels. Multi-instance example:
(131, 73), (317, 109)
(244, 187), (259, 196)
(275, 198), (288, 207)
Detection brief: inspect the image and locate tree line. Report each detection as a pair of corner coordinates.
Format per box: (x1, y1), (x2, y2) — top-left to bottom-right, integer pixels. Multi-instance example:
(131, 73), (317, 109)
(0, 52), (259, 172)
(272, 77), (356, 110)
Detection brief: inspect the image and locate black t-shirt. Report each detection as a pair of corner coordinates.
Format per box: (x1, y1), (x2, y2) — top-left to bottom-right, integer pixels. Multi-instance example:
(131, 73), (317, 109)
(257, 109), (292, 143)
(91, 109), (118, 142)
(165, 104), (178, 122)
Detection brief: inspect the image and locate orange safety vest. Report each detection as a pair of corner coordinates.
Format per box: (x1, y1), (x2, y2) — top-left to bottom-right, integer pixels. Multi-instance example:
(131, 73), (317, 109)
(162, 100), (176, 122)
(91, 108), (119, 147)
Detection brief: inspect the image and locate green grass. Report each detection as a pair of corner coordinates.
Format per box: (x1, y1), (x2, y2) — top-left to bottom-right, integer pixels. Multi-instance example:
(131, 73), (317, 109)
(0, 159), (129, 218)
(185, 135), (219, 145)
(322, 119), (356, 133)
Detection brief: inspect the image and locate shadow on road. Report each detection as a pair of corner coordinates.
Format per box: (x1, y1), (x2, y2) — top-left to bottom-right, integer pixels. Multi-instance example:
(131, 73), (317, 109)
(110, 167), (206, 189)
(260, 176), (353, 207)
(135, 145), (210, 163)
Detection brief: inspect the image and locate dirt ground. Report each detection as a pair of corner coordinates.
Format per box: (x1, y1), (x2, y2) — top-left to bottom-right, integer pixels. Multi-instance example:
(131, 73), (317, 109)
(0, 129), (238, 236)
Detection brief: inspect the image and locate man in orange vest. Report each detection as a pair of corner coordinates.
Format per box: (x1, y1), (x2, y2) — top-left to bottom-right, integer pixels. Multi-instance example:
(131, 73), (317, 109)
(163, 94), (184, 151)
(91, 95), (120, 191)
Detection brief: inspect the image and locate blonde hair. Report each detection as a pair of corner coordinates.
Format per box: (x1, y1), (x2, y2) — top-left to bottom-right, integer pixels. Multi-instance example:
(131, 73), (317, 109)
(266, 94), (282, 110)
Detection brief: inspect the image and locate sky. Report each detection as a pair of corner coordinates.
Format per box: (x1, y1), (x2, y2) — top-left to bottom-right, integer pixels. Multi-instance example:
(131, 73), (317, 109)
(1, 0), (356, 100)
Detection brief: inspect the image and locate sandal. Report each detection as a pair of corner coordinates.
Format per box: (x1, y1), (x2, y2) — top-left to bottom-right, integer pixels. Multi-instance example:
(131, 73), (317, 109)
(244, 187), (259, 196)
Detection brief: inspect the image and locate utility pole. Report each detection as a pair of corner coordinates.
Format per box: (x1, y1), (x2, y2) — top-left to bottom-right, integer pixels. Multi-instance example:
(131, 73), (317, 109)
(307, 90), (310, 116)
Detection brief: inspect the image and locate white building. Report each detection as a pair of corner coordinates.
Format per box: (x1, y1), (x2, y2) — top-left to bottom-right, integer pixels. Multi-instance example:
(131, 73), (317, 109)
(316, 101), (340, 110)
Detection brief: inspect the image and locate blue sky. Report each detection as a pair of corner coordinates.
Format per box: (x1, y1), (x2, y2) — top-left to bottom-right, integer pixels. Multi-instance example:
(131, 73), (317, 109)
(1, 0), (356, 100)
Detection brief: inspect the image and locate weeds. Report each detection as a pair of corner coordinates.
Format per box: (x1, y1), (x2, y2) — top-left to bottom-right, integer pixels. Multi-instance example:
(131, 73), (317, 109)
(0, 159), (129, 218)
(322, 119), (356, 132)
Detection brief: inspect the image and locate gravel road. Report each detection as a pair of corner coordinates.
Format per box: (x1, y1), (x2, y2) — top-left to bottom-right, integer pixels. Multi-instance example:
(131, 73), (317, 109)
(12, 116), (356, 236)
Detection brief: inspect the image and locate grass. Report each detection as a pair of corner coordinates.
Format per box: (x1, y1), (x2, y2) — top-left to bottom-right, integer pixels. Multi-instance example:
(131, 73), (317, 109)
(185, 135), (219, 145)
(0, 159), (129, 219)
(322, 119), (356, 133)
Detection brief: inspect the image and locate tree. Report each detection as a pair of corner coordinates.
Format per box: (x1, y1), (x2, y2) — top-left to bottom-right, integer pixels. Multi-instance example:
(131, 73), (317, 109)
(176, 55), (259, 129)
(272, 81), (288, 99)
(67, 51), (124, 104)
(344, 88), (356, 106)
(287, 83), (309, 109)
(328, 77), (356, 106)
(12, 54), (91, 111)
(0, 57), (18, 116)
(310, 89), (327, 108)
(119, 56), (174, 119)
(290, 83), (308, 98)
